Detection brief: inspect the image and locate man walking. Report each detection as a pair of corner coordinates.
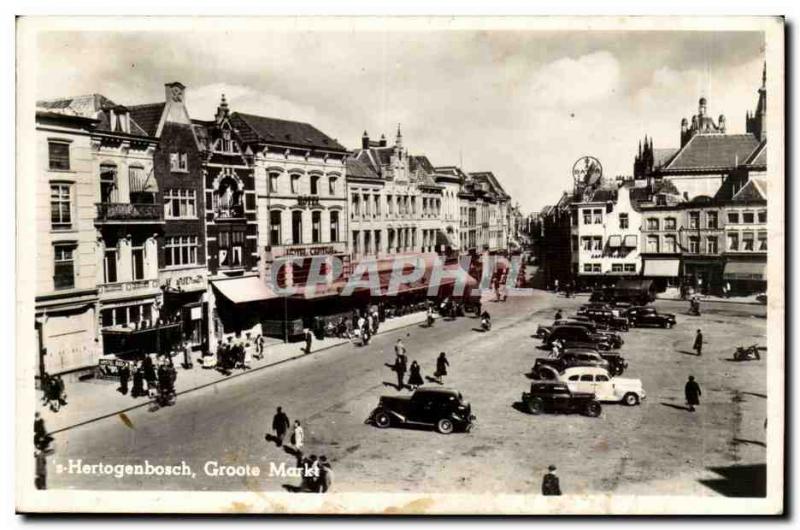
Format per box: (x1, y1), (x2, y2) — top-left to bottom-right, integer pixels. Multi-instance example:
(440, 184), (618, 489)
(541, 464), (561, 496)
(395, 351), (408, 390)
(685, 376), (702, 412)
(693, 329), (704, 356)
(304, 328), (313, 354)
(118, 363), (130, 395)
(271, 407), (291, 447)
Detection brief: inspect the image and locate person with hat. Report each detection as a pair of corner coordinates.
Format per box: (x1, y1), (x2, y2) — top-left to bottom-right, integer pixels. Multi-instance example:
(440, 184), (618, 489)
(685, 375), (702, 412)
(541, 464), (561, 496)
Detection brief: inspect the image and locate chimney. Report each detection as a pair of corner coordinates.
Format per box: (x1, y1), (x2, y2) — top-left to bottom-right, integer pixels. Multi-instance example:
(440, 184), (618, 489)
(165, 82), (186, 103)
(362, 130), (370, 149)
(379, 134), (387, 147)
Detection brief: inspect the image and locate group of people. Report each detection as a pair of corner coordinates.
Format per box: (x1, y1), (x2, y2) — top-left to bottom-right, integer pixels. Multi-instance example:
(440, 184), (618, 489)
(119, 355), (178, 405)
(269, 407), (333, 493)
(391, 340), (449, 390)
(214, 335), (265, 372)
(41, 373), (67, 412)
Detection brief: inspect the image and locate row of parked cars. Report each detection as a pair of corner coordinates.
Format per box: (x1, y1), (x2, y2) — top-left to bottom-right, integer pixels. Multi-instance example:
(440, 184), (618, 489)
(523, 301), (679, 417)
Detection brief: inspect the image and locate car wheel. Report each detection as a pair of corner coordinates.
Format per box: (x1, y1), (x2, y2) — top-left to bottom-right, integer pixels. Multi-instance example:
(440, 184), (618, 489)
(373, 410), (392, 429)
(526, 397), (544, 415)
(623, 393), (640, 406)
(613, 365), (624, 376)
(584, 401), (602, 417)
(436, 418), (455, 434)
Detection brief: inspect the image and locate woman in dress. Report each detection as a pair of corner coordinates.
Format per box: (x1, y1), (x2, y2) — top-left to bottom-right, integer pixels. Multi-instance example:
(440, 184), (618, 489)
(434, 352), (449, 384)
(407, 360), (424, 389)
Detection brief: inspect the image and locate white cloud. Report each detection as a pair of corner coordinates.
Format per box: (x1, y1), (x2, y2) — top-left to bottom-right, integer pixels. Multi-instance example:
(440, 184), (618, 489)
(527, 51), (621, 109)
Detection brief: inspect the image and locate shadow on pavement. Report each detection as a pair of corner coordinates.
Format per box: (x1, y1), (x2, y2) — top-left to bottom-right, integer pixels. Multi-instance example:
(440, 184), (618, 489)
(698, 463), (766, 497)
(660, 402), (693, 412)
(732, 437), (767, 448)
(741, 391), (767, 399)
(676, 350), (700, 356)
(511, 401), (531, 414)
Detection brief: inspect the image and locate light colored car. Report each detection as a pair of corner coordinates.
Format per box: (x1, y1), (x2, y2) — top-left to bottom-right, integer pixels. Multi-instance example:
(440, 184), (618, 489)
(537, 366), (645, 406)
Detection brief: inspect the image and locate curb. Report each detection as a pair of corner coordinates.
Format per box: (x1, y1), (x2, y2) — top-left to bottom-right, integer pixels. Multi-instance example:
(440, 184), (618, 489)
(655, 297), (764, 307)
(48, 315), (427, 435)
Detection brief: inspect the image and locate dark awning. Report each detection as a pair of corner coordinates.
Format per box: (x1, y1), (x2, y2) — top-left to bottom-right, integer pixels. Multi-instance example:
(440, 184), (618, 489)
(723, 261), (766, 280)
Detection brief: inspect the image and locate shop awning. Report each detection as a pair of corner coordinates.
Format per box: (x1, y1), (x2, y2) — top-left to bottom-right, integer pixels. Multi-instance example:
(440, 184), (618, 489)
(607, 235), (622, 248)
(623, 235), (638, 248)
(213, 276), (277, 304)
(723, 261), (766, 281)
(643, 259), (680, 277)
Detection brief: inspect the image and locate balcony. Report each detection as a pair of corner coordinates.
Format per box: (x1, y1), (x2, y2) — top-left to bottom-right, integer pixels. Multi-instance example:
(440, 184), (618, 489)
(96, 203), (164, 224)
(98, 278), (161, 300)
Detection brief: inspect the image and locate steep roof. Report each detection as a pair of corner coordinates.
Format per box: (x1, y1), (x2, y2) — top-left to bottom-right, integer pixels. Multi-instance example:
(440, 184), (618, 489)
(653, 148), (679, 169)
(345, 157), (381, 181)
(732, 178), (767, 202)
(128, 103), (166, 137)
(37, 94), (150, 136)
(743, 139), (767, 167)
(409, 155), (435, 175)
(663, 133), (760, 172)
(230, 112), (347, 152)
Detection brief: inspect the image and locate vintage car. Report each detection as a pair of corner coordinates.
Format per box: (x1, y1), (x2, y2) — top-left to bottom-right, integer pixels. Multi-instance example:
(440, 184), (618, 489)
(521, 382), (602, 417)
(624, 306), (677, 328)
(533, 350), (610, 378)
(537, 320), (624, 347)
(576, 302), (612, 316)
(544, 325), (613, 351)
(581, 307), (630, 332)
(537, 366), (646, 406)
(367, 387), (475, 434)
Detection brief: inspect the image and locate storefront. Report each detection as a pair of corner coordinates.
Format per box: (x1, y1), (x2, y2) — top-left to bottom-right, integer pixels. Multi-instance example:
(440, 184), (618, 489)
(723, 258), (767, 295)
(159, 268), (208, 353)
(642, 258), (682, 292)
(210, 275), (282, 345)
(683, 258), (725, 295)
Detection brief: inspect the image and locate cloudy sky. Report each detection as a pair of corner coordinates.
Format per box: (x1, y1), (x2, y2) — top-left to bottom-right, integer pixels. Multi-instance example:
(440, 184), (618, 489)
(35, 28), (764, 213)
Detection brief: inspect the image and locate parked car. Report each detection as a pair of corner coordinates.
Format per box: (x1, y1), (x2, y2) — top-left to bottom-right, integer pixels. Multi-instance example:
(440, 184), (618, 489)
(545, 325), (612, 350)
(533, 350), (610, 379)
(755, 293), (767, 305)
(536, 366), (646, 406)
(521, 382), (602, 417)
(582, 307), (630, 332)
(367, 387), (475, 434)
(577, 302), (612, 316)
(624, 306), (677, 328)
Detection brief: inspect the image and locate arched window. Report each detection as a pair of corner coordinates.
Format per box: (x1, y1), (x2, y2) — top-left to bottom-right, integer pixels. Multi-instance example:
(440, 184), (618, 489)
(215, 177), (243, 218)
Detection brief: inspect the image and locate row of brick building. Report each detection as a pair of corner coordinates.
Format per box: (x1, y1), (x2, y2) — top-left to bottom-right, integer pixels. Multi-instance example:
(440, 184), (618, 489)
(531, 65), (769, 297)
(33, 82), (518, 377)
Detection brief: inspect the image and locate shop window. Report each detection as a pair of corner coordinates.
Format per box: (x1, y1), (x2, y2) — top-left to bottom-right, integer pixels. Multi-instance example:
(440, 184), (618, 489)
(48, 141), (70, 170)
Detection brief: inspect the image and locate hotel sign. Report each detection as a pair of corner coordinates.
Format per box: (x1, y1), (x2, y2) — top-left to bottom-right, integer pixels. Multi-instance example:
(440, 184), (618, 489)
(160, 268), (208, 293)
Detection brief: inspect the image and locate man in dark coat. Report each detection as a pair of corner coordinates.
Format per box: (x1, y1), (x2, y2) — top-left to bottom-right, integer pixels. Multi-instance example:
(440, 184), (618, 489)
(118, 363), (130, 395)
(304, 329), (313, 354)
(555, 309), (563, 321)
(272, 407), (291, 447)
(693, 329), (704, 356)
(685, 376), (701, 412)
(542, 464), (561, 496)
(395, 352), (408, 390)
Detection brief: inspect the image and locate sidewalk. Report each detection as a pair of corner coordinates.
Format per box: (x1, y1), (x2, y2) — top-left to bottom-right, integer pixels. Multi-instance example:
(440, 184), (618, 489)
(655, 287), (765, 306)
(40, 310), (429, 434)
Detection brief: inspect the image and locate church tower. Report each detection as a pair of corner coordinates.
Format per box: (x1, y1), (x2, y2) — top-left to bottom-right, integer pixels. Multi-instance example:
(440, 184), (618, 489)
(746, 62), (767, 141)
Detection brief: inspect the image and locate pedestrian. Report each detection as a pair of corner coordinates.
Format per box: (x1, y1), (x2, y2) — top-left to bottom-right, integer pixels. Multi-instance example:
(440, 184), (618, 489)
(550, 339), (563, 359)
(555, 309), (563, 321)
(394, 339), (406, 357)
(118, 362), (130, 396)
(318, 456), (333, 493)
(541, 464), (562, 496)
(554, 279), (559, 292)
(366, 313), (374, 336)
(243, 340), (253, 369)
(407, 360), (424, 389)
(255, 334), (265, 360)
(131, 361), (144, 398)
(685, 375), (702, 412)
(395, 351), (408, 390)
(34, 412), (52, 452)
(725, 282), (732, 298)
(35, 448), (47, 490)
(434, 352), (449, 384)
(693, 329), (703, 356)
(291, 420), (305, 450)
(301, 455), (320, 492)
(304, 328), (313, 354)
(54, 375), (67, 408)
(143, 355), (157, 397)
(271, 407), (290, 447)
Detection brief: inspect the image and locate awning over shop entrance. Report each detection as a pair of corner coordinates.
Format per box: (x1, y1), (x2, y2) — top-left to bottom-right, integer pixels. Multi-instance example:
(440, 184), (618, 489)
(643, 259), (680, 277)
(723, 261), (766, 281)
(212, 276), (277, 304)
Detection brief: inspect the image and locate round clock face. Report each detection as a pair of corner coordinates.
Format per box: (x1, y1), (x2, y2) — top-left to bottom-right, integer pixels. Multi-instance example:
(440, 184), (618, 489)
(572, 156), (602, 185)
(171, 86), (183, 102)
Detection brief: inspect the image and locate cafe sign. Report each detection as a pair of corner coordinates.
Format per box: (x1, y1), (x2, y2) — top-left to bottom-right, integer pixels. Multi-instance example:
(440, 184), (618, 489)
(160, 268), (207, 293)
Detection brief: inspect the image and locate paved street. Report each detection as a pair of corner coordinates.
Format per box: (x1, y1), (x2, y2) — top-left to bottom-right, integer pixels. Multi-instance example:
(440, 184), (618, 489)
(44, 290), (767, 496)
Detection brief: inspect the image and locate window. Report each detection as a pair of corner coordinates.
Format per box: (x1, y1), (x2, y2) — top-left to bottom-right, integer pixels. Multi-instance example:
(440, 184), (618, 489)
(583, 210), (591, 224)
(132, 246), (145, 280)
(592, 237), (603, 251)
(568, 375), (580, 382)
(706, 236), (718, 254)
(592, 264), (601, 272)
(593, 209), (602, 224)
(664, 217), (677, 230)
(583, 264), (592, 273)
(758, 231), (767, 251)
(311, 211), (321, 243)
(352, 231), (360, 255)
(269, 173), (279, 194)
(375, 230), (382, 253)
(364, 231), (372, 255)
(646, 235), (659, 253)
(50, 184), (72, 229)
(758, 210), (767, 224)
(375, 195), (381, 216)
(611, 264), (623, 272)
(742, 211), (755, 224)
(48, 141), (70, 170)
(164, 236), (198, 268)
(580, 375), (593, 382)
(291, 175), (300, 194)
(707, 211), (718, 229)
(727, 232), (739, 251)
(269, 210), (282, 246)
(596, 375), (610, 382)
(164, 189), (196, 219)
(688, 212), (699, 229)
(728, 212), (740, 224)
(103, 249), (117, 283)
(351, 194), (360, 217)
(387, 195), (394, 215)
(647, 218), (659, 230)
(619, 213), (629, 229)
(329, 177), (337, 195)
(582, 237), (592, 251)
(53, 244), (75, 290)
(624, 264), (636, 272)
(742, 232), (754, 251)
(100, 164), (118, 203)
(688, 236), (700, 254)
(218, 231), (243, 267)
(292, 211), (303, 244)
(330, 211), (340, 242)
(310, 176), (319, 195)
(663, 235), (677, 253)
(170, 152), (188, 172)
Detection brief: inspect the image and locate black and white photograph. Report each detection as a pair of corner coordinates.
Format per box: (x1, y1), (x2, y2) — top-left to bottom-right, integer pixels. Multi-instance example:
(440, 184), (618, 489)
(14, 15), (784, 515)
